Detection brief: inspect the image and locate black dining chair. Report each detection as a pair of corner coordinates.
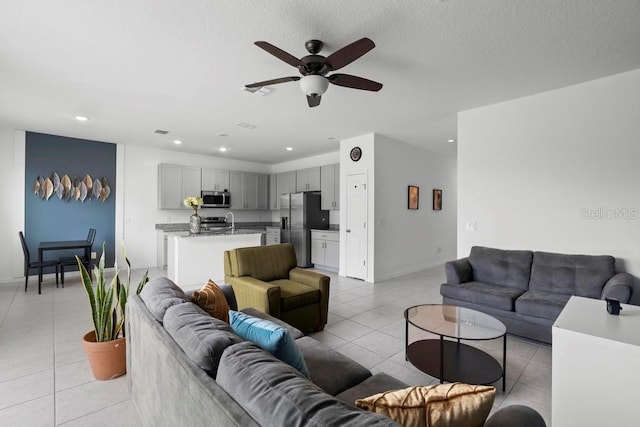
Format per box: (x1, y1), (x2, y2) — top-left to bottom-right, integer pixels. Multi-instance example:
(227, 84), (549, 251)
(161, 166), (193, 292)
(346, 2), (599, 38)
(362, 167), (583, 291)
(19, 231), (59, 294)
(60, 228), (96, 286)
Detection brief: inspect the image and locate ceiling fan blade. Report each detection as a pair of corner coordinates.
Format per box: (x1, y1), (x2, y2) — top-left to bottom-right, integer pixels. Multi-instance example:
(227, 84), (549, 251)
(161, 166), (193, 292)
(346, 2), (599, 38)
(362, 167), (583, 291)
(307, 95), (321, 108)
(324, 37), (375, 71)
(328, 74), (383, 91)
(255, 41), (305, 68)
(245, 76), (300, 88)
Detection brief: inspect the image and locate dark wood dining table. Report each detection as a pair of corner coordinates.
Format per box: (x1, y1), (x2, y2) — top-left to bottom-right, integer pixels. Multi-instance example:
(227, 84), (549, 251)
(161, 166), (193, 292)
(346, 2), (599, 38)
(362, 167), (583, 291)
(38, 239), (92, 293)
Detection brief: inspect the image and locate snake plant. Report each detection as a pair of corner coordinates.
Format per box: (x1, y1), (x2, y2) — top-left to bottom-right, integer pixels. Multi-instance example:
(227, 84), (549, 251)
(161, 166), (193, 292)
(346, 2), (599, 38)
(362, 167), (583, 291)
(78, 242), (149, 342)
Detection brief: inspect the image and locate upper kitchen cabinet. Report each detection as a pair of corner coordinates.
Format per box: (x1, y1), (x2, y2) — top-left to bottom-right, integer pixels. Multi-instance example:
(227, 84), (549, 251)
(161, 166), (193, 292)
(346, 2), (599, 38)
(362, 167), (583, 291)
(229, 171), (269, 210)
(229, 170), (245, 210)
(258, 174), (269, 210)
(158, 163), (202, 209)
(201, 168), (230, 191)
(275, 171), (296, 210)
(296, 167), (321, 192)
(269, 174), (278, 210)
(320, 163), (340, 210)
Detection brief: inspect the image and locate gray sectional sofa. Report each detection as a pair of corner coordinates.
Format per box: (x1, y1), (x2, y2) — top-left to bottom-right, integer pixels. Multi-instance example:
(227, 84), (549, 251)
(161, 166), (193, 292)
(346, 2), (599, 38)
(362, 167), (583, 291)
(127, 277), (546, 426)
(441, 246), (633, 343)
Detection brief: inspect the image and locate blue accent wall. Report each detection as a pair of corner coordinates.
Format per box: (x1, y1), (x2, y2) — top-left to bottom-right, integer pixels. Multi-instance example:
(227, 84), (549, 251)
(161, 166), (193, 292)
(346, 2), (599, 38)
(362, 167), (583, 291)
(25, 132), (116, 269)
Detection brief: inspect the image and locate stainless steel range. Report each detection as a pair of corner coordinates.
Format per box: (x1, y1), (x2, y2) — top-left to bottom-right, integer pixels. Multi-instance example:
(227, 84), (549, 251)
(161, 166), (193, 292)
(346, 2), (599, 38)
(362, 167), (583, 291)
(200, 216), (228, 231)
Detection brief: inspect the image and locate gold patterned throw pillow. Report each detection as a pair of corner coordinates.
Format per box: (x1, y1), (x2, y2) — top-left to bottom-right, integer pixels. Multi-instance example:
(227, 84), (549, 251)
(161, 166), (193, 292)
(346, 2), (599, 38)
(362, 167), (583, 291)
(191, 279), (231, 323)
(355, 383), (495, 427)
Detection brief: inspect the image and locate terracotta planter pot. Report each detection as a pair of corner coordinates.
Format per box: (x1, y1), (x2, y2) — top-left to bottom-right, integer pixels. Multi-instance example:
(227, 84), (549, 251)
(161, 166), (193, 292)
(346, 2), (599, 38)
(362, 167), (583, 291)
(82, 331), (126, 380)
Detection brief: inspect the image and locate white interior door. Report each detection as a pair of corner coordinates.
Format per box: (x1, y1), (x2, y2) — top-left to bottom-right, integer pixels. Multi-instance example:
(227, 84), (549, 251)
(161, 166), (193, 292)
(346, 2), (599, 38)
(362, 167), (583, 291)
(346, 173), (367, 280)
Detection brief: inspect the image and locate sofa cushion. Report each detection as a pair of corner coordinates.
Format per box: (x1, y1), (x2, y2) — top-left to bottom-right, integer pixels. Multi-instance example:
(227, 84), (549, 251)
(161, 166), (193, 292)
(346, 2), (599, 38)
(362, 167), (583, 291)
(216, 342), (400, 427)
(270, 279), (320, 311)
(296, 336), (372, 396)
(163, 302), (243, 378)
(336, 373), (409, 407)
(440, 281), (525, 312)
(227, 244), (298, 282)
(356, 383), (495, 427)
(529, 251), (615, 298)
(229, 310), (309, 377)
(139, 277), (187, 322)
(469, 246), (533, 290)
(515, 291), (571, 321)
(190, 279), (230, 322)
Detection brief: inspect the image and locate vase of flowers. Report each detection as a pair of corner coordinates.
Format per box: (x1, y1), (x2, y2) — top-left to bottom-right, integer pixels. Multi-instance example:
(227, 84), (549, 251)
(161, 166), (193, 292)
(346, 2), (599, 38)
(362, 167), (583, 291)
(184, 195), (204, 234)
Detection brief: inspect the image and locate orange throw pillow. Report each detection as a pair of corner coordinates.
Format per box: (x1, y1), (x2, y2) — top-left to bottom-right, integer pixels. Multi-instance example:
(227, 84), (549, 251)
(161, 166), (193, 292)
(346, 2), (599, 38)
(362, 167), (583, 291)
(191, 279), (231, 323)
(356, 383), (495, 427)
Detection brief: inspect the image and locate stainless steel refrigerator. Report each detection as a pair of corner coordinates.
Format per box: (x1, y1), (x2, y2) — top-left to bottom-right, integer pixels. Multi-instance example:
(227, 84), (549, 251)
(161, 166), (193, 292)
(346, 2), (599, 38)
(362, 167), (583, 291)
(281, 192), (329, 267)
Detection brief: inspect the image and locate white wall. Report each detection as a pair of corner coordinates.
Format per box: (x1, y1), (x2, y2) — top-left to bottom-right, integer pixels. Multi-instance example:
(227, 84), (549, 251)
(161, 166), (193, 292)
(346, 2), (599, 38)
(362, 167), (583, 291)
(0, 128), (25, 281)
(458, 68), (640, 303)
(339, 133), (457, 282)
(340, 134), (376, 280)
(374, 135), (457, 281)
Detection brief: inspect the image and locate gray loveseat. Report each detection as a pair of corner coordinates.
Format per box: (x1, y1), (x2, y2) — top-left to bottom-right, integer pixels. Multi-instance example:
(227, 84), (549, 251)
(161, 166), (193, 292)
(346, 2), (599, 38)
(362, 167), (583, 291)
(128, 277), (546, 426)
(441, 246), (633, 343)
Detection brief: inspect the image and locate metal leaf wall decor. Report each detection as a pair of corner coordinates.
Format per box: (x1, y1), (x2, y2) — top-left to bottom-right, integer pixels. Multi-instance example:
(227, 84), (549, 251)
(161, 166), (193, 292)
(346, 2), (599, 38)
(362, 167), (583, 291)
(32, 173), (111, 203)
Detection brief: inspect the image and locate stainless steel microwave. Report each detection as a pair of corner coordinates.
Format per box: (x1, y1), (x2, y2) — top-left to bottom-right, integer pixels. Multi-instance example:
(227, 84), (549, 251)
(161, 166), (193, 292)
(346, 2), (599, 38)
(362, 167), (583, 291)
(201, 190), (230, 208)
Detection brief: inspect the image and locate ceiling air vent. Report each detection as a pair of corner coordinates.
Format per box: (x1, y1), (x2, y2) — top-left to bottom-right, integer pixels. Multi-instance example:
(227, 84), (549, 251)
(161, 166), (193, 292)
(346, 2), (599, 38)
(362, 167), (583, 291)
(154, 129), (169, 135)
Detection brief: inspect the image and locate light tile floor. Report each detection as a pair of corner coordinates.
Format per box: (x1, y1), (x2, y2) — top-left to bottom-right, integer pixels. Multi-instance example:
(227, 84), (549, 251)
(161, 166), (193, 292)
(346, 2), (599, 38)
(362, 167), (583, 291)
(0, 265), (551, 426)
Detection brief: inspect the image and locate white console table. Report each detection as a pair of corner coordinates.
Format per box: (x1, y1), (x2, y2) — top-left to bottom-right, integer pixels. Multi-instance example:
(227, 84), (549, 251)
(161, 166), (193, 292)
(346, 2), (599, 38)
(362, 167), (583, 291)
(552, 296), (640, 426)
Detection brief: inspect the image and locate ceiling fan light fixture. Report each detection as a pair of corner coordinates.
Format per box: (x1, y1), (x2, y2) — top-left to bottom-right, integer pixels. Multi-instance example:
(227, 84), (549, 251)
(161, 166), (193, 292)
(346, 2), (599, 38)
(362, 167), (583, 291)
(299, 75), (329, 97)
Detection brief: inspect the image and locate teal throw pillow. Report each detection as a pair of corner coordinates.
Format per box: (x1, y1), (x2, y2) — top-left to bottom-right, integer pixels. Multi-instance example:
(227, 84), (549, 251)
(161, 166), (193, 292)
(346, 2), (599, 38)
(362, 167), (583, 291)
(229, 310), (310, 378)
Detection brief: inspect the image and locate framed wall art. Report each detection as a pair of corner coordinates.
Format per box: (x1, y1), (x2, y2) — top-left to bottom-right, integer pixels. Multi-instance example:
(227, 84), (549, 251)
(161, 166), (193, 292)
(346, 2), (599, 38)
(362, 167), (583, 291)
(408, 185), (419, 210)
(433, 189), (442, 210)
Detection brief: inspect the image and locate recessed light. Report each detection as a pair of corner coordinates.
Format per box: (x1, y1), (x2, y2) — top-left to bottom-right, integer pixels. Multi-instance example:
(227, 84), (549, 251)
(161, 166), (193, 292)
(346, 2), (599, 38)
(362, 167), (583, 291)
(286, 147), (293, 151)
(237, 122), (257, 130)
(74, 115), (89, 122)
(448, 139), (456, 143)
(173, 140), (183, 145)
(219, 147), (227, 152)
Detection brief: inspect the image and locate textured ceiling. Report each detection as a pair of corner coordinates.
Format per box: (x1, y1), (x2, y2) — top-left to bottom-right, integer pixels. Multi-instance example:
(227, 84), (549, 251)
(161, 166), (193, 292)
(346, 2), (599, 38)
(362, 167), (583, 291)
(1, 0), (640, 163)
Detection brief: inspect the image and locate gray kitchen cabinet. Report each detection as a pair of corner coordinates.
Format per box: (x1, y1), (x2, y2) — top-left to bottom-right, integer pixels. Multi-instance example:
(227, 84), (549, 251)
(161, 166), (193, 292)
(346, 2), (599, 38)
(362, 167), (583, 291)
(269, 174), (278, 210)
(229, 171), (269, 210)
(245, 172), (259, 210)
(158, 163), (202, 209)
(201, 168), (229, 191)
(276, 171), (296, 209)
(182, 166), (202, 201)
(320, 163), (340, 210)
(311, 230), (339, 270)
(265, 227), (280, 245)
(229, 170), (245, 210)
(258, 174), (269, 210)
(296, 166), (321, 192)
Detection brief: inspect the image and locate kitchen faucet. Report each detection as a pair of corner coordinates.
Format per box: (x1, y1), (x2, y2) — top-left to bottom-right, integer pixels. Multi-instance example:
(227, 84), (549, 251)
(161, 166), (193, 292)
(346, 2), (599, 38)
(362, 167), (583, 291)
(225, 211), (235, 230)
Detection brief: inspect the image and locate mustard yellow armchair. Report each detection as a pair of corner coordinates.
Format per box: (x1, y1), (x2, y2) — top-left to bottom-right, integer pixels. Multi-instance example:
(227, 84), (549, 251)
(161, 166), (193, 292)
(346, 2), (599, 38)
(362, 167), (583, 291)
(224, 244), (329, 332)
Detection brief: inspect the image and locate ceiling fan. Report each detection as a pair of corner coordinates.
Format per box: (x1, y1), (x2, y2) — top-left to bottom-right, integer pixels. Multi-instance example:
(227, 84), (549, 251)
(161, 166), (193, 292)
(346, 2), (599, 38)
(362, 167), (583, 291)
(245, 38), (383, 107)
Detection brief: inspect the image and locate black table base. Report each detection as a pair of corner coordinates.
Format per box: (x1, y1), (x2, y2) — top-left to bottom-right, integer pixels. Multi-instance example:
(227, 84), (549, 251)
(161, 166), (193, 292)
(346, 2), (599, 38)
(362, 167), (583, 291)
(407, 339), (505, 390)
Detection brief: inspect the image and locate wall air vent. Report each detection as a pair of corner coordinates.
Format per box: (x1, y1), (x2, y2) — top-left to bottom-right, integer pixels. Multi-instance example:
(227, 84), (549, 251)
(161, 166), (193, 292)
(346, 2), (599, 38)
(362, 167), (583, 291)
(154, 129), (169, 135)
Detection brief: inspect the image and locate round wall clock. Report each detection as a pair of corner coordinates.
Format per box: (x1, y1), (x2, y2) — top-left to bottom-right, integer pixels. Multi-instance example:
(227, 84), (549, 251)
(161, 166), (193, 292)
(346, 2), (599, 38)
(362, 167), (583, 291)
(350, 146), (362, 162)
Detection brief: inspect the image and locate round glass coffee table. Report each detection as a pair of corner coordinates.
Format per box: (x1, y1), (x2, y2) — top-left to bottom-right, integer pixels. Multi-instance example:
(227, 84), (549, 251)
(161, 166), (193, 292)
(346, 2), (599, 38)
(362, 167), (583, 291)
(404, 304), (506, 391)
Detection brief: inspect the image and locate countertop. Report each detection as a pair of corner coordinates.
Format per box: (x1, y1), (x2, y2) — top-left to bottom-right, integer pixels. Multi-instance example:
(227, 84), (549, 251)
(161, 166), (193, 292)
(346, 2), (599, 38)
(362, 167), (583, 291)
(156, 222), (278, 232)
(165, 229), (264, 238)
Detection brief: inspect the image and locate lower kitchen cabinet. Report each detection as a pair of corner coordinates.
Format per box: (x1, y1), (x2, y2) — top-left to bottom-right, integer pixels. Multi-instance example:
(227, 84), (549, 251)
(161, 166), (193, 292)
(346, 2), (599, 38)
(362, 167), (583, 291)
(311, 230), (339, 270)
(265, 227), (280, 245)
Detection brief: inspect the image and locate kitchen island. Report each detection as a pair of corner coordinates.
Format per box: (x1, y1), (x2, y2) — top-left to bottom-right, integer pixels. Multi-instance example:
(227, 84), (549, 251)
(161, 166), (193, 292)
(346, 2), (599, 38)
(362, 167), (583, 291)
(166, 229), (263, 290)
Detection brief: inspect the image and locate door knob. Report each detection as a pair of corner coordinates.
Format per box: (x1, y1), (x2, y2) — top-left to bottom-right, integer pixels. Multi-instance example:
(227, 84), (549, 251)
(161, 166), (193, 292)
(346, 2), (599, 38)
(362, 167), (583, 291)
(346, 229), (351, 233)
